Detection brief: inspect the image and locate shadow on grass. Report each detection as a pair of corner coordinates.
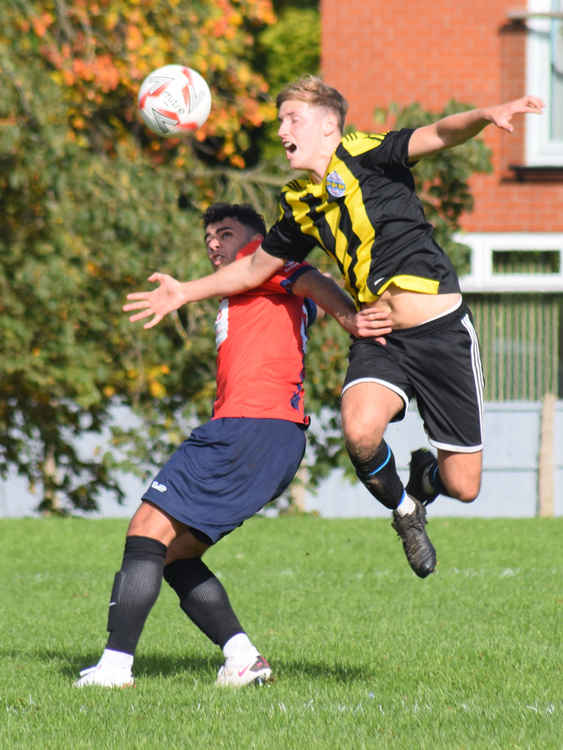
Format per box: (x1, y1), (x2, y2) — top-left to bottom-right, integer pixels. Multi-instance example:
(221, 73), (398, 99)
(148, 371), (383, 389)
(5, 648), (375, 685)
(66, 651), (216, 680)
(274, 658), (374, 684)
(0, 648), (214, 680)
(137, 655), (374, 684)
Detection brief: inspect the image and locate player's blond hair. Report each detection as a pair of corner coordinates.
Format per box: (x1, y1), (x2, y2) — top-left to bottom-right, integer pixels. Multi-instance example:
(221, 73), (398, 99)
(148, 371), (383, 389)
(276, 75), (348, 133)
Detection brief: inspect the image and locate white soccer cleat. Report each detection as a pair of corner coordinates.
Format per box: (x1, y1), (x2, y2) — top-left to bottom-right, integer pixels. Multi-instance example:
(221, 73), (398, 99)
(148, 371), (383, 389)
(216, 655), (273, 688)
(73, 663), (134, 688)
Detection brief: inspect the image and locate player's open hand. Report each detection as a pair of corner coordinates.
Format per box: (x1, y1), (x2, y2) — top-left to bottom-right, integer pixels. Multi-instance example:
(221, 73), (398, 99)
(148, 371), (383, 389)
(349, 307), (392, 344)
(487, 95), (544, 133)
(123, 273), (186, 329)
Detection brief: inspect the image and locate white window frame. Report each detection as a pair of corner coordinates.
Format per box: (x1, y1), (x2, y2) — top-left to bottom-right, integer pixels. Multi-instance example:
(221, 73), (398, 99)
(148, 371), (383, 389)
(526, 0), (563, 165)
(458, 232), (563, 292)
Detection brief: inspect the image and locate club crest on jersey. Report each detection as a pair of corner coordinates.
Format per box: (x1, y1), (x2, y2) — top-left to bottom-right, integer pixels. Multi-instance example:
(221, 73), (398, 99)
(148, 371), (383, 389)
(326, 170), (346, 198)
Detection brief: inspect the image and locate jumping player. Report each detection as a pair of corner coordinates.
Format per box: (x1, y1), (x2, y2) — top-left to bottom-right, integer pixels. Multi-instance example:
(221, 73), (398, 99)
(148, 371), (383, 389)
(123, 80), (544, 579)
(75, 202), (389, 689)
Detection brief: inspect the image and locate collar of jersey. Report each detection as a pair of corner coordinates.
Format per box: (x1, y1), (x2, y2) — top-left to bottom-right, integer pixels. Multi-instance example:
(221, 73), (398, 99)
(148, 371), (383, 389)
(235, 238), (262, 261)
(287, 143), (346, 197)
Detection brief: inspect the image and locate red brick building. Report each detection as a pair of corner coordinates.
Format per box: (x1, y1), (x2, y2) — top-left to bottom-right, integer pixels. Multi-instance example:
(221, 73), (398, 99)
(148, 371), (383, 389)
(321, 0), (563, 233)
(322, 0), (563, 403)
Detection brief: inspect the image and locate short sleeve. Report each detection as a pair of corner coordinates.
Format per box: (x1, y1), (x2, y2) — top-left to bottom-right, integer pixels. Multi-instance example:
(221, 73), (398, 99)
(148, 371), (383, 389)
(261, 189), (318, 262)
(360, 128), (415, 170)
(262, 222), (316, 262)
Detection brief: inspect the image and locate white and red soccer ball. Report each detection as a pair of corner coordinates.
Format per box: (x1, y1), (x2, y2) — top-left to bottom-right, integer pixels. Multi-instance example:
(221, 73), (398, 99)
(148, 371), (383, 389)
(137, 65), (212, 136)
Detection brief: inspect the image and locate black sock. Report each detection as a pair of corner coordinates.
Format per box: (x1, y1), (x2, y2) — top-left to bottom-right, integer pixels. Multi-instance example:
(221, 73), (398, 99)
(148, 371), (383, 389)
(349, 440), (404, 510)
(105, 535), (167, 655)
(163, 558), (244, 648)
(426, 461), (447, 496)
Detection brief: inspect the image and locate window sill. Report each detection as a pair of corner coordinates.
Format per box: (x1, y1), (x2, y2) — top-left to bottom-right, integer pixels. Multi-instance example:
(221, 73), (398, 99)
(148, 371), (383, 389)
(509, 165), (563, 182)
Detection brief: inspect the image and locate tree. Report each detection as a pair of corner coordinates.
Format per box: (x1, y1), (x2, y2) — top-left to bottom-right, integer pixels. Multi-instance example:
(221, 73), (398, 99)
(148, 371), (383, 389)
(255, 4), (320, 162)
(0, 0), (277, 512)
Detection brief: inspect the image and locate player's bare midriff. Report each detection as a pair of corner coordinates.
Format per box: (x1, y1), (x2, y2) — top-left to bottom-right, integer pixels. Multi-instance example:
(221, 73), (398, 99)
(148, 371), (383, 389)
(361, 286), (462, 330)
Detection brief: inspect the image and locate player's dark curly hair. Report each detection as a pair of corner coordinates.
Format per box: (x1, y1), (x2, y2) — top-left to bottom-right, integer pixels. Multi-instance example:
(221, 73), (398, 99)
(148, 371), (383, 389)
(202, 203), (266, 237)
(276, 75), (348, 133)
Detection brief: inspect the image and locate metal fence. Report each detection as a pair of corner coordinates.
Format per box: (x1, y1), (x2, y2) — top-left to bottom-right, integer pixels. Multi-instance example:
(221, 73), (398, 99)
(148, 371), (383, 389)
(465, 293), (562, 400)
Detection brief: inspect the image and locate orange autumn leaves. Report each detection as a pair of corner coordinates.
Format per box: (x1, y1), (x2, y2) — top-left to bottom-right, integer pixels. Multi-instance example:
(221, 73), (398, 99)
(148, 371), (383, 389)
(23, 0), (277, 167)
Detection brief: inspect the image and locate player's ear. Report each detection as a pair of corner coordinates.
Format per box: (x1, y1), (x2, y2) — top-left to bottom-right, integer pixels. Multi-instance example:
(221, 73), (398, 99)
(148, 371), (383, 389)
(321, 110), (339, 137)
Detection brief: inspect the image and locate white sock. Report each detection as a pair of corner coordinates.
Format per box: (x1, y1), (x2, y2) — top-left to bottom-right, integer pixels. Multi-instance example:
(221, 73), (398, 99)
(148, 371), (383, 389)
(98, 648), (134, 672)
(223, 633), (258, 664)
(396, 493), (416, 517)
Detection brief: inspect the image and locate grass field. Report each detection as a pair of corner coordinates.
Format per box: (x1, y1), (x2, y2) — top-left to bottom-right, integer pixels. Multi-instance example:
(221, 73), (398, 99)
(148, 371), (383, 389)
(1, 515), (561, 749)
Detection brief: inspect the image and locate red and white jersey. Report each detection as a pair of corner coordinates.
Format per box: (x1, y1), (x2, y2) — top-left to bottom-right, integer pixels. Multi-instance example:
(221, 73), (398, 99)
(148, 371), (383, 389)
(212, 240), (316, 424)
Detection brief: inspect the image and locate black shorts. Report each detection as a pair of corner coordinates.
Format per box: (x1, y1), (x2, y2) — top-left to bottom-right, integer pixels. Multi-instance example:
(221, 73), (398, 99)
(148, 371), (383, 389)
(143, 417), (306, 543)
(342, 303), (484, 451)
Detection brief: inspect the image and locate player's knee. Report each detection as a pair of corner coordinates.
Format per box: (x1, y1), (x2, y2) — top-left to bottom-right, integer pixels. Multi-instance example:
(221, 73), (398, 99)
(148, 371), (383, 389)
(343, 422), (384, 461)
(449, 478), (480, 503)
(345, 436), (378, 466)
(458, 489), (479, 503)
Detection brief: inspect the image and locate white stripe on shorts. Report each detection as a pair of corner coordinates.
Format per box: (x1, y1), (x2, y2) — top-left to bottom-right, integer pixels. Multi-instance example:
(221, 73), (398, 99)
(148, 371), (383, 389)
(461, 312), (485, 443)
(428, 437), (483, 452)
(341, 377), (410, 420)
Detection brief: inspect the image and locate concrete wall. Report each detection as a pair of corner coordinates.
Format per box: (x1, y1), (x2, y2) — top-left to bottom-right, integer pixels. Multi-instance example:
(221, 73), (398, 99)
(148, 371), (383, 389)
(2, 402), (561, 519)
(305, 401), (563, 519)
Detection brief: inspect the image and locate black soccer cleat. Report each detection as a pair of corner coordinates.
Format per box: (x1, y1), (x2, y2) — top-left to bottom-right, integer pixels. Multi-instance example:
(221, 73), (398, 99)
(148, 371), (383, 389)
(392, 498), (436, 578)
(406, 448), (440, 507)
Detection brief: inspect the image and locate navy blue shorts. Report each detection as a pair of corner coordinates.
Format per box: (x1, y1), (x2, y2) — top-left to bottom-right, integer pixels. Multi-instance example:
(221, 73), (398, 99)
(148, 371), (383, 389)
(143, 418), (306, 543)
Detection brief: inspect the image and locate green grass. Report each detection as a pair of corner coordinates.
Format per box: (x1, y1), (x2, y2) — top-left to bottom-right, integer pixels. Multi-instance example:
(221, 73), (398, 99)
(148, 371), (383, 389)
(1, 515), (561, 749)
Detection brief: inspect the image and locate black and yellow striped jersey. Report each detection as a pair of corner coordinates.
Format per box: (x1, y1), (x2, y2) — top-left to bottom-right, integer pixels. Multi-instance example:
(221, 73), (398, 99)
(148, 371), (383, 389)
(261, 128), (460, 307)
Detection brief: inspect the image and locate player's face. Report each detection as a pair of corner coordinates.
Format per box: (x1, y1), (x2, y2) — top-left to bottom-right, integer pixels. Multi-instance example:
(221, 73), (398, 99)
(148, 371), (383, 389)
(204, 218), (256, 270)
(278, 99), (330, 175)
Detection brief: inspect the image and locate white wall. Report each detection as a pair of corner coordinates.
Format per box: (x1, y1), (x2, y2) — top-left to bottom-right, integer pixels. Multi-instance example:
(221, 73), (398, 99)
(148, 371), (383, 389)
(2, 402), (561, 519)
(304, 402), (562, 519)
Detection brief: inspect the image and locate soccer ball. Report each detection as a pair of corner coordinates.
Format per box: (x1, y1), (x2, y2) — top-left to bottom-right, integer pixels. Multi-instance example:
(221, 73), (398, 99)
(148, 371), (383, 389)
(137, 65), (212, 137)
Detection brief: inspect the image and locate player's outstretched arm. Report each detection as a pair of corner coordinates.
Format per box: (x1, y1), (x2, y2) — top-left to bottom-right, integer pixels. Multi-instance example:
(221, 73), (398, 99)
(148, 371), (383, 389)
(123, 246), (284, 328)
(292, 269), (392, 342)
(408, 95), (544, 160)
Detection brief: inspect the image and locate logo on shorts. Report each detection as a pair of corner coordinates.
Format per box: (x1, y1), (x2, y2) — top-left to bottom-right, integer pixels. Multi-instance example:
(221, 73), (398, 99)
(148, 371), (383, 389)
(326, 170), (346, 198)
(151, 480), (167, 493)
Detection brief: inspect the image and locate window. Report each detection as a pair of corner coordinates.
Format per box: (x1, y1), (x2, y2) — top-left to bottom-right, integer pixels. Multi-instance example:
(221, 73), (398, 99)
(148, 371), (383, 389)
(459, 232), (563, 292)
(492, 249), (560, 274)
(526, 0), (563, 165)
(459, 232), (563, 399)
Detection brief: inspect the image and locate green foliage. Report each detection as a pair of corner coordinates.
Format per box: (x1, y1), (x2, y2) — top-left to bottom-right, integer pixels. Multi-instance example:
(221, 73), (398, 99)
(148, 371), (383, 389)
(0, 71), (215, 508)
(5, 0), (276, 167)
(257, 6), (321, 161)
(0, 0), (275, 512)
(259, 7), (320, 92)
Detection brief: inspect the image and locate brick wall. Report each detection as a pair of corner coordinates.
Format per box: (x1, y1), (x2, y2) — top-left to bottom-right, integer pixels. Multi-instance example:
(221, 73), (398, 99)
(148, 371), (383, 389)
(321, 0), (563, 232)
